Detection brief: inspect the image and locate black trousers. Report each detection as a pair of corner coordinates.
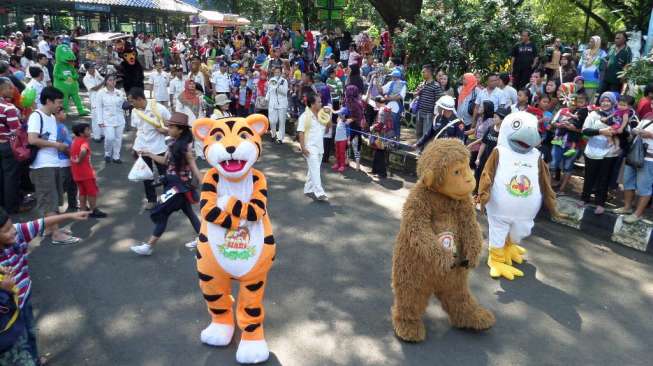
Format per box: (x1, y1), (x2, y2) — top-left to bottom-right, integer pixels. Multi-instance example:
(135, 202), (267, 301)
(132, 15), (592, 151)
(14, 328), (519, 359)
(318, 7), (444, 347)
(151, 194), (200, 237)
(582, 156), (618, 207)
(512, 67), (533, 90)
(372, 149), (387, 177)
(0, 143), (20, 213)
(140, 153), (167, 203)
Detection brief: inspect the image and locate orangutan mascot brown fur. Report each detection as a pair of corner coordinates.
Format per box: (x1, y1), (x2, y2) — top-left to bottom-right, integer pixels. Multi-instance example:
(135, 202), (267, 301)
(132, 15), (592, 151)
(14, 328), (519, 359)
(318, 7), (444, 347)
(391, 139), (495, 342)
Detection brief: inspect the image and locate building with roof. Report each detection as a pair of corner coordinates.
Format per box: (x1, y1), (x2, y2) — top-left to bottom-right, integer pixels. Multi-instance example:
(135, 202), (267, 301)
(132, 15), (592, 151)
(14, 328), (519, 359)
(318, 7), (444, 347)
(1, 0), (199, 35)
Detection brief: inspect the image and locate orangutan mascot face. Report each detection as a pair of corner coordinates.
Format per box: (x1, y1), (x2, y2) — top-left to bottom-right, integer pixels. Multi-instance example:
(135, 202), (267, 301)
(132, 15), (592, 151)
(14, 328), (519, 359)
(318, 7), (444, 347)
(122, 46), (137, 65)
(417, 139), (475, 201)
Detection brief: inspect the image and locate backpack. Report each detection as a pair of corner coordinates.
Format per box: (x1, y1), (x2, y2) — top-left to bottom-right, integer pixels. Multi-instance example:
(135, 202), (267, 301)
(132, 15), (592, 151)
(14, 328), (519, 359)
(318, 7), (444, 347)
(0, 276), (24, 353)
(16, 110), (44, 165)
(466, 89), (477, 116)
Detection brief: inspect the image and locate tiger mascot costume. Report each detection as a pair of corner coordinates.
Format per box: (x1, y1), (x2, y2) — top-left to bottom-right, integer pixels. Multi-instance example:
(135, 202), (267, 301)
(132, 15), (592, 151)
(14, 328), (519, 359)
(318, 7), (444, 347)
(192, 114), (275, 364)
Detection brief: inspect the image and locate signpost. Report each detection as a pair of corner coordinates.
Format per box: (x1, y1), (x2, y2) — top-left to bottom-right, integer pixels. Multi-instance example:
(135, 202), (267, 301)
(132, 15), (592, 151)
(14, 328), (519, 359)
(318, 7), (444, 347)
(316, 0), (345, 30)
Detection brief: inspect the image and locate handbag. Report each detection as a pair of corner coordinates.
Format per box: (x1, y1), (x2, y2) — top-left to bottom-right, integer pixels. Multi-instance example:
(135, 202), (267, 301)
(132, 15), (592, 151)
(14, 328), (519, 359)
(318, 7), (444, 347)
(0, 277), (23, 353)
(10, 126), (31, 162)
(626, 120), (653, 168)
(128, 155), (155, 182)
(255, 95), (268, 110)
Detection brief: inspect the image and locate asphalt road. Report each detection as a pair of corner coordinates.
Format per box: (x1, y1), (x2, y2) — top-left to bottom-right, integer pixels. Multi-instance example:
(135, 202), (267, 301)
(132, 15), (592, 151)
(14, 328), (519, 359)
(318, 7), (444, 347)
(25, 125), (653, 366)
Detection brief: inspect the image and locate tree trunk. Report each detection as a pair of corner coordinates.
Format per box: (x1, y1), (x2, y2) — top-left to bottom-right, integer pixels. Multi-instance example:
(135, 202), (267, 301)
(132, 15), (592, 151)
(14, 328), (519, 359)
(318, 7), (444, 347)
(368, 0), (423, 29)
(571, 0), (614, 39)
(231, 0), (238, 13)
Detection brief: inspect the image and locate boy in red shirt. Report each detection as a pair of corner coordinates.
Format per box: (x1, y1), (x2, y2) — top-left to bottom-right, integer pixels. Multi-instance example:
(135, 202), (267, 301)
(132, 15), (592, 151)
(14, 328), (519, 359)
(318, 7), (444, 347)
(70, 123), (107, 218)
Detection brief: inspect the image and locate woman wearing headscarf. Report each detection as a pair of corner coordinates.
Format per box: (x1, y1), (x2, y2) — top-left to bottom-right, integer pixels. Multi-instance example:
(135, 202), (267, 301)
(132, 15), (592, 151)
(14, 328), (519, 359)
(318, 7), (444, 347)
(578, 36), (606, 101)
(346, 64), (366, 94)
(456, 73), (479, 128)
(344, 85), (366, 170)
(581, 92), (624, 215)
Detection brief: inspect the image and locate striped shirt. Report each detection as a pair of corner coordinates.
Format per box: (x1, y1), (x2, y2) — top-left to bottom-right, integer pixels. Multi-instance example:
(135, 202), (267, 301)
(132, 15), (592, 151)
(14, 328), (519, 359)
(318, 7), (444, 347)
(0, 218), (44, 308)
(0, 97), (21, 142)
(417, 80), (443, 114)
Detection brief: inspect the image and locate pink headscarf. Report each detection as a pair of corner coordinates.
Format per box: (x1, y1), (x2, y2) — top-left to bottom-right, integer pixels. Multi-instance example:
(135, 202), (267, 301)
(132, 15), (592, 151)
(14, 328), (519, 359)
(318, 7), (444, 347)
(458, 73), (478, 107)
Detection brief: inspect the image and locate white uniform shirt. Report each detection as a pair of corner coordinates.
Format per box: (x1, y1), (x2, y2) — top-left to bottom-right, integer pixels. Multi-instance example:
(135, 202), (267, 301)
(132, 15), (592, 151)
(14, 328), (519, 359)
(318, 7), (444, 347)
(149, 71), (170, 102)
(27, 110), (59, 169)
(265, 76), (288, 109)
(82, 72), (105, 107)
(97, 88), (126, 127)
(169, 77), (184, 109)
(475, 87), (507, 111)
(29, 62), (50, 84)
(501, 85), (519, 107)
(38, 40), (51, 59)
(131, 102), (171, 155)
(297, 109), (326, 154)
(211, 70), (230, 93)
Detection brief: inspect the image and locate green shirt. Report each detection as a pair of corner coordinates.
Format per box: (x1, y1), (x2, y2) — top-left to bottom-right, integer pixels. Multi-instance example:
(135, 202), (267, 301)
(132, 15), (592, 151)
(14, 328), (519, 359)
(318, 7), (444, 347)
(293, 34), (305, 51)
(604, 45), (632, 84)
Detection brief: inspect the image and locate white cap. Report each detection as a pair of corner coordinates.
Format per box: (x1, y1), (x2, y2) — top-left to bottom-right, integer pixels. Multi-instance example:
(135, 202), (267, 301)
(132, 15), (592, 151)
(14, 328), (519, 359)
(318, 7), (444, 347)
(435, 95), (456, 112)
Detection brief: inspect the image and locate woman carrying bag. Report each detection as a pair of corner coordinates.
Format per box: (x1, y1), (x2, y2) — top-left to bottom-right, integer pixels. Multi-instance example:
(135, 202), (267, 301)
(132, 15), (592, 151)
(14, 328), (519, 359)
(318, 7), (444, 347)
(130, 113), (203, 256)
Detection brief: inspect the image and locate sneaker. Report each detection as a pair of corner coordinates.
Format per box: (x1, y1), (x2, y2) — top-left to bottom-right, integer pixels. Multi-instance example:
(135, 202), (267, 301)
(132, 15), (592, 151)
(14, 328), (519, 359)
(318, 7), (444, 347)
(551, 138), (563, 147)
(275, 139), (282, 145)
(51, 235), (81, 245)
(112, 159), (123, 164)
(104, 156), (111, 163)
(89, 208), (108, 218)
(130, 242), (153, 256)
(144, 202), (156, 210)
(316, 195), (329, 202)
(185, 240), (198, 249)
(623, 214), (642, 224)
(304, 192), (317, 200)
(613, 207), (633, 215)
(563, 148), (577, 157)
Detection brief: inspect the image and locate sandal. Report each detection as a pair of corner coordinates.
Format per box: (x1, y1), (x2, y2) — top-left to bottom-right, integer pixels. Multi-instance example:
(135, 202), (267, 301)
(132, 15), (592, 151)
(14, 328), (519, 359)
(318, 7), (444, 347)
(52, 236), (81, 245)
(59, 228), (73, 235)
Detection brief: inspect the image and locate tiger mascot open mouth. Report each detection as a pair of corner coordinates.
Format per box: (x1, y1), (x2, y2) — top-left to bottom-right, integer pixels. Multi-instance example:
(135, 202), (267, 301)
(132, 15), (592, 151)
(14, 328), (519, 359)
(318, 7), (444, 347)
(192, 114), (275, 364)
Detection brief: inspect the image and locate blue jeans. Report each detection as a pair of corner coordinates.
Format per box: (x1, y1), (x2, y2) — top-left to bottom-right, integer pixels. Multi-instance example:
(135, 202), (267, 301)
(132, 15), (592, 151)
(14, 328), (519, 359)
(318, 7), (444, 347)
(550, 145), (579, 174)
(392, 112), (401, 139)
(21, 294), (39, 363)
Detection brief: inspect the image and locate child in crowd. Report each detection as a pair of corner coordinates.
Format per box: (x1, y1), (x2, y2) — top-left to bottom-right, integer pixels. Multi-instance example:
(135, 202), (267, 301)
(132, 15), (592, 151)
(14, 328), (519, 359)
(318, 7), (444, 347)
(0, 207), (88, 366)
(468, 100), (495, 168)
(237, 73), (252, 117)
(550, 93), (589, 192)
(25, 66), (45, 108)
(474, 107), (509, 190)
(551, 94), (583, 157)
(537, 94), (555, 162)
(573, 76), (585, 96)
(326, 68), (343, 103)
(605, 95), (635, 146)
(149, 61), (170, 107)
(70, 123), (107, 218)
(55, 107), (79, 212)
(332, 106), (350, 173)
(369, 96), (394, 178)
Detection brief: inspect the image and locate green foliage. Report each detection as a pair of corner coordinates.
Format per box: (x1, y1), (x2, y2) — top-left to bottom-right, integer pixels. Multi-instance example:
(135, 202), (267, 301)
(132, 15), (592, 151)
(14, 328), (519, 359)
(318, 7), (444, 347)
(404, 67), (422, 91)
(618, 53), (653, 85)
(395, 0), (544, 77)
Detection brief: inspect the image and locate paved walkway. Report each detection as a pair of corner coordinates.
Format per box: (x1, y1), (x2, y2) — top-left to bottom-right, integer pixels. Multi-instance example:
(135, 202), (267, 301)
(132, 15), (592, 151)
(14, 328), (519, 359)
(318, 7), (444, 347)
(23, 119), (653, 366)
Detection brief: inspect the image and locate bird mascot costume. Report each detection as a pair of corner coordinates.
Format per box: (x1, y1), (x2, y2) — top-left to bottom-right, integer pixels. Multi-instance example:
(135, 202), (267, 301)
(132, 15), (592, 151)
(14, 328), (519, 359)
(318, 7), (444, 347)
(192, 114), (275, 364)
(53, 43), (89, 116)
(478, 111), (560, 280)
(391, 139), (495, 342)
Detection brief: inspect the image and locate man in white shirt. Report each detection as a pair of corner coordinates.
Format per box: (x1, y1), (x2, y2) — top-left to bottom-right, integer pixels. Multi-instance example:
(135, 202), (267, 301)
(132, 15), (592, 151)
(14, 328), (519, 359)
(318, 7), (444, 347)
(297, 93), (330, 201)
(382, 69), (407, 138)
(27, 86), (80, 244)
(37, 36), (52, 61)
(473, 72), (507, 124)
(26, 67), (46, 109)
(82, 63), (105, 141)
(149, 61), (170, 107)
(211, 62), (230, 96)
(128, 87), (171, 209)
(499, 72), (519, 107)
(30, 53), (51, 86)
(266, 66), (289, 144)
(168, 67), (184, 112)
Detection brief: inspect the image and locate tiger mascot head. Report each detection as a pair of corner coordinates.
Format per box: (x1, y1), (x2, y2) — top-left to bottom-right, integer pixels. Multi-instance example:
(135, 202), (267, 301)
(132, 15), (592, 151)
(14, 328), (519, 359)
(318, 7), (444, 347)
(192, 114), (269, 181)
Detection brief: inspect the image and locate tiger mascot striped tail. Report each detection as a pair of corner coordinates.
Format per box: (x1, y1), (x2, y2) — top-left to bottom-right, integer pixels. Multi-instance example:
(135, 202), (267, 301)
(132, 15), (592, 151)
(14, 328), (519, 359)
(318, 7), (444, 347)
(192, 114), (275, 364)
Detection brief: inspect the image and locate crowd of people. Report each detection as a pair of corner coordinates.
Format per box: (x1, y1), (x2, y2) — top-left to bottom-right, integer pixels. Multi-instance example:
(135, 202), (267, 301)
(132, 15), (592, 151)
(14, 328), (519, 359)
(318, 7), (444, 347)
(0, 22), (652, 364)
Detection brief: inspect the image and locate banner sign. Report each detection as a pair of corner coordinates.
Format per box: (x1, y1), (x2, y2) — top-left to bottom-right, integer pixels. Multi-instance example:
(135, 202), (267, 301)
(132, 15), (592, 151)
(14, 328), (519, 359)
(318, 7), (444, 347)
(74, 3), (110, 13)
